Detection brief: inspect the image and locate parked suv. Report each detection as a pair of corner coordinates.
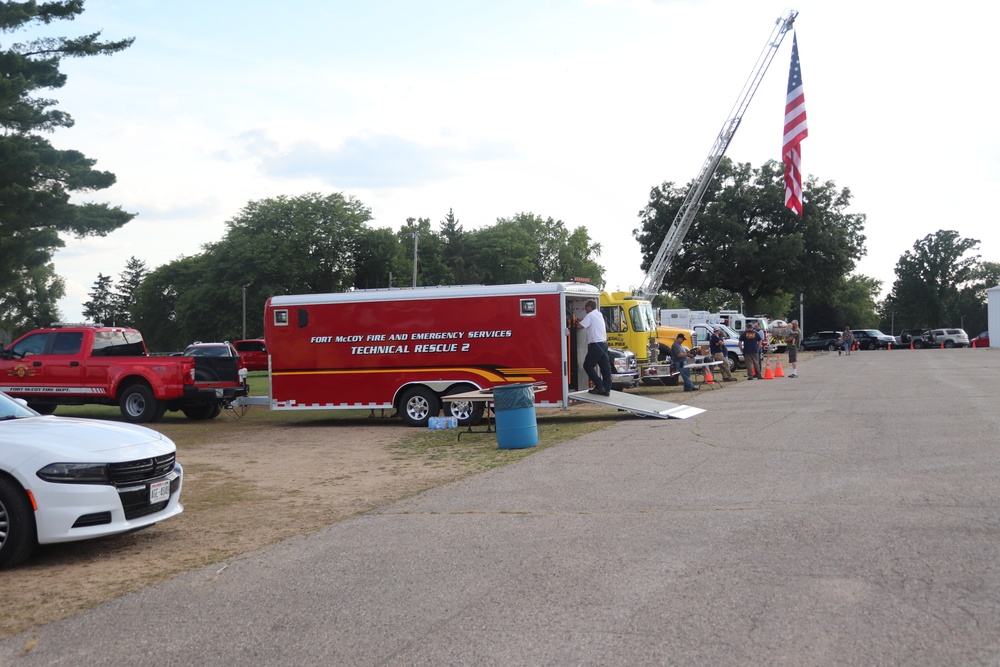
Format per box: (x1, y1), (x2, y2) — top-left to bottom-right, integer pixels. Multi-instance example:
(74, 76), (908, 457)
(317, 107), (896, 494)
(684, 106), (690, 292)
(233, 339), (267, 371)
(183, 341), (240, 358)
(925, 328), (970, 348)
(851, 329), (895, 350)
(800, 331), (843, 351)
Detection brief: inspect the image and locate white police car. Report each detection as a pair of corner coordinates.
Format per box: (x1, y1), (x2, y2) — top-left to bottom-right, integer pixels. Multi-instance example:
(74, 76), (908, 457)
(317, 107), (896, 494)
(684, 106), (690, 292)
(0, 392), (183, 569)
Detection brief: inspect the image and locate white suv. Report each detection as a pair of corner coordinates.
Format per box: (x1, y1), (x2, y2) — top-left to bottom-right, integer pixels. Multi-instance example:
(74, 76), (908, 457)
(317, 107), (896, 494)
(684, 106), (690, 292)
(927, 328), (970, 348)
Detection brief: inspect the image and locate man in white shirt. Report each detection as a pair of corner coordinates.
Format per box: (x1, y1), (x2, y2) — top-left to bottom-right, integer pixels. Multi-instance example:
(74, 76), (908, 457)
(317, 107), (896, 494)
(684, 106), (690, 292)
(576, 299), (612, 395)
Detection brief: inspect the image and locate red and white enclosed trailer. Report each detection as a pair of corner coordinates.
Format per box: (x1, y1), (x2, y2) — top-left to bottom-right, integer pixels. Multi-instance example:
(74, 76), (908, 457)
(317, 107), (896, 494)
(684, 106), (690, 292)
(246, 282), (702, 426)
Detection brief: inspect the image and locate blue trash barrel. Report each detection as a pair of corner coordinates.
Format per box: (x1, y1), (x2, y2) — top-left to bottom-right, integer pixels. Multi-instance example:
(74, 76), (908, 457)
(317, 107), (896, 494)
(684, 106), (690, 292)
(492, 383), (538, 449)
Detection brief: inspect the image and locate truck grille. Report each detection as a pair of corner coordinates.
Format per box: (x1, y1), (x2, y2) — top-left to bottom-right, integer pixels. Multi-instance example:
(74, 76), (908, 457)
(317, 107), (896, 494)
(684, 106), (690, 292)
(108, 453), (176, 485)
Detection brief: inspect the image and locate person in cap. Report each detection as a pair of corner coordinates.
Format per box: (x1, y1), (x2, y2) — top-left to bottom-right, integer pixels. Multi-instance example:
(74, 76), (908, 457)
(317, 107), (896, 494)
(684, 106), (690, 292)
(708, 325), (735, 382)
(739, 324), (763, 379)
(784, 320), (801, 378)
(671, 332), (698, 392)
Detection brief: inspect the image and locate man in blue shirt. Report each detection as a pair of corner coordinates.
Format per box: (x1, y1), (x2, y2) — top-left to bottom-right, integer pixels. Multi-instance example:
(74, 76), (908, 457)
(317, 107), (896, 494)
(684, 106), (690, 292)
(671, 333), (699, 392)
(739, 326), (763, 380)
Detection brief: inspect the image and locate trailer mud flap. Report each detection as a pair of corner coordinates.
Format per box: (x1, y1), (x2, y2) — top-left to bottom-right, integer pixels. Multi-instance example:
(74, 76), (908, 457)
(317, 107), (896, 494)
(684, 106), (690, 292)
(569, 390), (704, 419)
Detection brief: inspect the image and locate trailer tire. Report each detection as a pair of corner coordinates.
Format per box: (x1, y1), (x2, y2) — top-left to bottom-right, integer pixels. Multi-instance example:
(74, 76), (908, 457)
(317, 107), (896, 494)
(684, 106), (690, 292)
(27, 403), (56, 415)
(399, 386), (441, 427)
(182, 403), (222, 420)
(119, 384), (166, 423)
(443, 385), (485, 426)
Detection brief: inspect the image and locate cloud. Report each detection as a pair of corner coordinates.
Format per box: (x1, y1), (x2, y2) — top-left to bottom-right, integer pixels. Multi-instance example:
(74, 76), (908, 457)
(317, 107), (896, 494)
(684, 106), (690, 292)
(229, 131), (518, 189)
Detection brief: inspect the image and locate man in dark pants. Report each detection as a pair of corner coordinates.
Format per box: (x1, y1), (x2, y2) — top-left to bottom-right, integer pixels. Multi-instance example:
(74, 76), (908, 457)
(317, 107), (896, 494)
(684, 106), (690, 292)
(576, 299), (612, 396)
(739, 325), (763, 379)
(670, 333), (699, 392)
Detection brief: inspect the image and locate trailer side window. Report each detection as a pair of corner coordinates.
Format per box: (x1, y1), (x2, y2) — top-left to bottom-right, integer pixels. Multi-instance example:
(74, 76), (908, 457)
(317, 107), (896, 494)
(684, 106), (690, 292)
(274, 309), (289, 326)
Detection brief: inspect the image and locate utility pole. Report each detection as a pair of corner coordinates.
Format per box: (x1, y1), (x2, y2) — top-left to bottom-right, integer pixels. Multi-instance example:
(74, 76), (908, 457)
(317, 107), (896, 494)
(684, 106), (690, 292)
(412, 230), (419, 288)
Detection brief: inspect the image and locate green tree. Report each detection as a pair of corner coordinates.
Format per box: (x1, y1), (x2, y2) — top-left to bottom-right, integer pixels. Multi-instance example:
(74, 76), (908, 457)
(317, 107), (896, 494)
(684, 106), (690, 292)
(131, 256), (203, 352)
(882, 230), (980, 330)
(439, 209), (479, 284)
(109, 256), (147, 327)
(82, 273), (114, 324)
(0, 1), (135, 309)
(470, 213), (604, 285)
(353, 227), (402, 289)
(634, 159), (866, 314)
(398, 217), (452, 287)
(0, 262), (64, 340)
(134, 193), (374, 345)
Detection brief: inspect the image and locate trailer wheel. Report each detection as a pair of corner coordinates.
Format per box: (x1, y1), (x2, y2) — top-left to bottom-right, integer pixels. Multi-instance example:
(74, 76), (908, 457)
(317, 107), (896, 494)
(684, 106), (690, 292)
(27, 403), (56, 415)
(119, 384), (166, 423)
(443, 385), (485, 426)
(182, 403), (222, 420)
(399, 386), (441, 427)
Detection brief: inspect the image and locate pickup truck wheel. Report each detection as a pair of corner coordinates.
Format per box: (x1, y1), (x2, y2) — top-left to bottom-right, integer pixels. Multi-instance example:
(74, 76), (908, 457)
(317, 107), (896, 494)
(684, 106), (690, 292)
(727, 354), (739, 372)
(399, 386), (441, 427)
(120, 385), (165, 423)
(182, 404), (222, 420)
(443, 385), (485, 426)
(0, 476), (37, 569)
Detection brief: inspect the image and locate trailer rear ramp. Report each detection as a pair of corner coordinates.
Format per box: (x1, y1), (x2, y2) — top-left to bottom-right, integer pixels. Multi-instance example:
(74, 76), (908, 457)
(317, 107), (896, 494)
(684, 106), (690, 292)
(569, 390), (704, 420)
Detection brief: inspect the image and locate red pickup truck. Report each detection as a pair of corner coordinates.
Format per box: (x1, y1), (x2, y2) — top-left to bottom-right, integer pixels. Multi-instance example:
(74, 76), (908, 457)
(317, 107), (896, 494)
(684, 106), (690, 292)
(0, 325), (248, 423)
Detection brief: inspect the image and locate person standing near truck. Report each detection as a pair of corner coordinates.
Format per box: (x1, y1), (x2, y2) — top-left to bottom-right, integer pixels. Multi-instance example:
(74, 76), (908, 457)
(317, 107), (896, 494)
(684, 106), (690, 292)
(671, 333), (699, 392)
(709, 327), (735, 382)
(576, 299), (612, 396)
(785, 320), (801, 378)
(739, 325), (763, 379)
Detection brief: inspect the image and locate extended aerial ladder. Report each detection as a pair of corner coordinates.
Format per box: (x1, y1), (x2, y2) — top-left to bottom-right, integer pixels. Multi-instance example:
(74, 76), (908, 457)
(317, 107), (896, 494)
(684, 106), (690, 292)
(635, 9), (798, 300)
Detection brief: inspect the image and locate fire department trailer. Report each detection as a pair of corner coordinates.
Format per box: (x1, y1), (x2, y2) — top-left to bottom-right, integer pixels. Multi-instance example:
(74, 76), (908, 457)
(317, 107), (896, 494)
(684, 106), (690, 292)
(245, 282), (703, 425)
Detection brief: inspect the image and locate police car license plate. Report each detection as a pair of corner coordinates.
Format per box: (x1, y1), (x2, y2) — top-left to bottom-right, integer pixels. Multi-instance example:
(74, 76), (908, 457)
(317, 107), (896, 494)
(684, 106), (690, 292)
(149, 480), (170, 504)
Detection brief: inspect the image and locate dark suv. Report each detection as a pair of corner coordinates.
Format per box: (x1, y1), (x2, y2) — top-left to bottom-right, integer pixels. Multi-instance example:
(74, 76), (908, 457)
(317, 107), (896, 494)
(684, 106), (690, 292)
(851, 329), (895, 350)
(800, 331), (843, 351)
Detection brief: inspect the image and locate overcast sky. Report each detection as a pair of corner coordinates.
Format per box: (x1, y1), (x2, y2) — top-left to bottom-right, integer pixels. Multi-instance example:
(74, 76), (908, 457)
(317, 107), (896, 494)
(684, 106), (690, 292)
(29, 0), (1000, 323)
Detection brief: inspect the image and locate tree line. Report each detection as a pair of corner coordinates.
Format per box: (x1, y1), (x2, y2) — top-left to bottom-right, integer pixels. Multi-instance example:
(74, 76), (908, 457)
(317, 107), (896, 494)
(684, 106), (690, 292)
(81, 200), (605, 351)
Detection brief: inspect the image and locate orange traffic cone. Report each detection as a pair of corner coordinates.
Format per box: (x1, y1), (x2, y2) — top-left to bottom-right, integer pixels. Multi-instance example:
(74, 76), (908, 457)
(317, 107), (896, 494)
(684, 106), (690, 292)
(704, 367), (716, 385)
(762, 356), (774, 379)
(774, 357), (785, 378)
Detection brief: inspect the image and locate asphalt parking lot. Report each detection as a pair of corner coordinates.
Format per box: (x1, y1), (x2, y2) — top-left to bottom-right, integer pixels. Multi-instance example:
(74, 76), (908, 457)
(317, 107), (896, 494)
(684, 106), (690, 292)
(3, 348), (999, 666)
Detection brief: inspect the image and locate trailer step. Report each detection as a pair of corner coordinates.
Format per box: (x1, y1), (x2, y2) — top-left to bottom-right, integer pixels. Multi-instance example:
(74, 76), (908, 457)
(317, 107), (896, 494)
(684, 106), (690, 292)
(568, 390), (704, 419)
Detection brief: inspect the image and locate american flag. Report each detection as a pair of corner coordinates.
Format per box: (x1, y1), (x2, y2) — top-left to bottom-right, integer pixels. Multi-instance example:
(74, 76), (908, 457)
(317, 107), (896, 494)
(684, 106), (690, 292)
(783, 33), (808, 217)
